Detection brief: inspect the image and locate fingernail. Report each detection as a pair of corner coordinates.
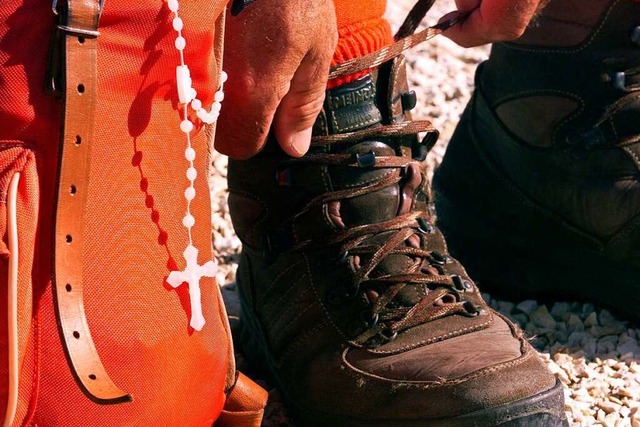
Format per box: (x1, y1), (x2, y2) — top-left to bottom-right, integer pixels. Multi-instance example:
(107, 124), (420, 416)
(289, 127), (312, 157)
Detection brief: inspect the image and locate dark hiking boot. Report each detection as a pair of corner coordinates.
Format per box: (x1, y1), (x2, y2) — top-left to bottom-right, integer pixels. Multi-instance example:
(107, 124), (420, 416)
(433, 0), (640, 320)
(227, 7), (566, 423)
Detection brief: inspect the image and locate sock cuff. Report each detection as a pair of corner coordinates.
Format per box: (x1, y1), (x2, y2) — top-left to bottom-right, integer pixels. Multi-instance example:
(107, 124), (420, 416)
(328, 17), (393, 89)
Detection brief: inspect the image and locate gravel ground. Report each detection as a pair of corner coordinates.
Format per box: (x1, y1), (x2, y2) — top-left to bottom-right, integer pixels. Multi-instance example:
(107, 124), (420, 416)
(210, 1), (640, 425)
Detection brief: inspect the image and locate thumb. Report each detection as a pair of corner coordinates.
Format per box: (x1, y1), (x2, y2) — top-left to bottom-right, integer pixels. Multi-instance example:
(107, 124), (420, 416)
(273, 51), (331, 157)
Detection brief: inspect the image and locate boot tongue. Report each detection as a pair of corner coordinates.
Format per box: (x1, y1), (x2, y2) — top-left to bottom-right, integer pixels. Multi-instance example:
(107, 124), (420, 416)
(318, 73), (429, 307)
(330, 140), (424, 228)
(360, 232), (427, 307)
(332, 140), (401, 227)
(328, 138), (427, 309)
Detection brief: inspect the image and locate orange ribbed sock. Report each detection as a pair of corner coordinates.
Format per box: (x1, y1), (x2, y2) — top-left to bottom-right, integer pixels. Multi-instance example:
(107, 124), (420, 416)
(329, 0), (393, 88)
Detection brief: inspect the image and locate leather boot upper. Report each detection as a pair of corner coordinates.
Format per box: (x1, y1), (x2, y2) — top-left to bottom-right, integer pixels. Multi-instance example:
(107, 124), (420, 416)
(228, 55), (559, 421)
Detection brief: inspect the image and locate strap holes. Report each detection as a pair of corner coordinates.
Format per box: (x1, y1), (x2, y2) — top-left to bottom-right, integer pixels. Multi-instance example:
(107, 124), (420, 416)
(75, 135), (82, 145)
(88, 374), (97, 380)
(78, 36), (85, 44)
(65, 234), (73, 244)
(65, 284), (72, 292)
(77, 83), (85, 94)
(70, 185), (77, 195)
(73, 331), (80, 339)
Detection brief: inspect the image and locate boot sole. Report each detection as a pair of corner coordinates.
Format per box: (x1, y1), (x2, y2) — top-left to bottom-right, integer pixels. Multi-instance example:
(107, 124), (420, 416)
(237, 283), (568, 427)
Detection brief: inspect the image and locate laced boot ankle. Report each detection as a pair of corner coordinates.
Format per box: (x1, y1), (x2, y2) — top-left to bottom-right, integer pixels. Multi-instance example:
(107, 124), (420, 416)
(434, 0), (640, 319)
(227, 6), (566, 424)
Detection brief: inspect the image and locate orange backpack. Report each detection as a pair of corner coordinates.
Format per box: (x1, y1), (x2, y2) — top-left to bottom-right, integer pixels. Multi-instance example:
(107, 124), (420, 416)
(0, 1), (266, 425)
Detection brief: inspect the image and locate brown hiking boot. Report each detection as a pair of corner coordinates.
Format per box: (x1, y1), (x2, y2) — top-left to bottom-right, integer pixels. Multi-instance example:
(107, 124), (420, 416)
(227, 5), (566, 425)
(433, 0), (640, 320)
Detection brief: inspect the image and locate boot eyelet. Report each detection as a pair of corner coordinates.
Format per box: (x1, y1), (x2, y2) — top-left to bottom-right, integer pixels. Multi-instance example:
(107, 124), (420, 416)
(337, 251), (350, 263)
(360, 311), (379, 328)
(452, 275), (474, 292)
(461, 301), (481, 317)
(452, 275), (464, 291)
(430, 251), (446, 265)
(420, 130), (439, 153)
(400, 90), (417, 111)
(417, 217), (434, 234)
(356, 151), (376, 168)
(379, 329), (398, 343)
(347, 312), (380, 338)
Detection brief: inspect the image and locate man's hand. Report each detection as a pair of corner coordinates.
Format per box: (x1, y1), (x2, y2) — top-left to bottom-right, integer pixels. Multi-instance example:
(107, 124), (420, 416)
(216, 0), (338, 159)
(440, 0), (550, 47)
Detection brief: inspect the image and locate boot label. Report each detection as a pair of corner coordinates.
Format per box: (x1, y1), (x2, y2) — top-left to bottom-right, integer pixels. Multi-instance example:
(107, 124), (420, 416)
(327, 76), (382, 133)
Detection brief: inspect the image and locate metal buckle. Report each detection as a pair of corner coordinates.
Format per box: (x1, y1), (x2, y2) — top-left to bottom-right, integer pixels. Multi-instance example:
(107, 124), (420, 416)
(52, 0), (104, 38)
(52, 0), (105, 15)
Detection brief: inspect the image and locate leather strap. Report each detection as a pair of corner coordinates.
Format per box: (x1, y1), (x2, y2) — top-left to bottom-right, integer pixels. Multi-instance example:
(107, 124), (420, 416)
(52, 0), (131, 404)
(215, 373), (269, 427)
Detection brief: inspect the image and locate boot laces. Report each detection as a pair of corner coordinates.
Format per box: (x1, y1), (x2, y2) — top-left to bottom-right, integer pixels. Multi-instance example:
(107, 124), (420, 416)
(285, 1), (480, 348)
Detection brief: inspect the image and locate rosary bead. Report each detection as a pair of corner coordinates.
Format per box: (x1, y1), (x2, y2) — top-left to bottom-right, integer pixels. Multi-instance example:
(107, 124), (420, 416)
(196, 109), (208, 121)
(203, 111), (219, 124)
(167, 0), (179, 12)
(176, 65), (193, 103)
(180, 119), (194, 133)
(183, 214), (195, 228)
(186, 167), (198, 181)
(175, 36), (186, 51)
(172, 17), (184, 31)
(184, 186), (196, 201)
(166, 0), (229, 334)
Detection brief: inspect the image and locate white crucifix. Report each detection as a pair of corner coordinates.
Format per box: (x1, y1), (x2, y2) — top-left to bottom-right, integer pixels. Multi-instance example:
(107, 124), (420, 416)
(167, 245), (217, 331)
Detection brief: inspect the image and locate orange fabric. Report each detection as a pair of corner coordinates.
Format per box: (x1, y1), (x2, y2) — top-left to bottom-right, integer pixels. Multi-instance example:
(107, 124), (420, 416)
(0, 1), (245, 426)
(329, 0), (393, 88)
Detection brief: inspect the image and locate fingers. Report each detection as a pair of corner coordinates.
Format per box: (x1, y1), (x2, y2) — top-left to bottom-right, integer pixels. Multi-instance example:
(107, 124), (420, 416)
(273, 43), (334, 157)
(216, 67), (289, 159)
(442, 0), (542, 47)
(214, 6), (292, 160)
(215, 0), (337, 159)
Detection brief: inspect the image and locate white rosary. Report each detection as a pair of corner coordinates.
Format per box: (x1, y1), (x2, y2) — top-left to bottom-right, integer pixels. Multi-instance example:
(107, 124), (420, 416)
(164, 0), (226, 331)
